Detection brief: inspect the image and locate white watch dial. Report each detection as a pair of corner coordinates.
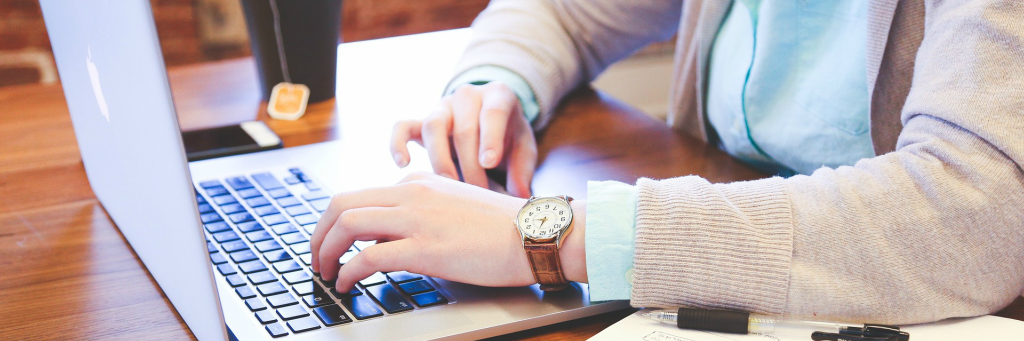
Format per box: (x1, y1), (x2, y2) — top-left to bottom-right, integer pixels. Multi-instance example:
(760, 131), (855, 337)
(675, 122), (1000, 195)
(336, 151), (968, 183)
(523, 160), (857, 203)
(517, 197), (572, 239)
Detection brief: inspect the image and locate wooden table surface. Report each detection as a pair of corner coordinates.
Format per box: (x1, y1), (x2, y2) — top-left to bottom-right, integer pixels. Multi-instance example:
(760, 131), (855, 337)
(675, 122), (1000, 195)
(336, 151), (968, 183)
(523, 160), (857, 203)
(3, 48), (1023, 341)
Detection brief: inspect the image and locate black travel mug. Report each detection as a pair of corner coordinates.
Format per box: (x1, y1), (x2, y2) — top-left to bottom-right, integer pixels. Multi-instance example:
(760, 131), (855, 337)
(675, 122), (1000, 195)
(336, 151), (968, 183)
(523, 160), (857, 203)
(241, 0), (343, 103)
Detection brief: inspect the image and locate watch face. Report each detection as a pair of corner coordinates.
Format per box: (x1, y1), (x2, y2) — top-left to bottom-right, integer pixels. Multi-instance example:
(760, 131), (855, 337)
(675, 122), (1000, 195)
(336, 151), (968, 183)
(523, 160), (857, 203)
(517, 197), (572, 239)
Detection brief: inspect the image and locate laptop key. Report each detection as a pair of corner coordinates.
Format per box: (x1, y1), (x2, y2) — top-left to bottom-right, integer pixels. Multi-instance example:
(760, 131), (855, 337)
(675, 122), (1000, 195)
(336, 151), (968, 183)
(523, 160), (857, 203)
(265, 322), (288, 338)
(204, 222), (231, 234)
(290, 242), (311, 255)
(330, 286), (363, 299)
(267, 293), (299, 308)
(338, 251), (357, 266)
(257, 282), (288, 296)
(210, 252), (228, 265)
(305, 182), (321, 191)
(271, 223), (298, 235)
(206, 241), (218, 253)
(302, 224), (316, 234)
(197, 203), (214, 214)
(255, 240), (283, 253)
(212, 195), (237, 206)
(294, 214), (318, 226)
(292, 281), (316, 296)
(308, 198), (331, 212)
(236, 286), (257, 299)
(299, 254), (312, 266)
(267, 188), (291, 199)
(340, 295), (383, 320)
(205, 185), (228, 197)
(302, 291), (333, 309)
(246, 230), (274, 243)
(226, 176), (254, 190)
(239, 260), (269, 274)
(283, 271), (312, 285)
(263, 214), (288, 226)
(235, 221), (263, 233)
(212, 231), (240, 243)
(229, 250), (258, 263)
(285, 205), (310, 217)
(199, 180), (222, 189)
(274, 260), (302, 274)
(237, 188), (262, 199)
(277, 305), (310, 321)
(217, 263), (237, 276)
(254, 205), (280, 217)
(252, 172), (285, 190)
(411, 291), (448, 307)
(264, 250), (293, 263)
(286, 316), (320, 334)
(256, 310), (278, 324)
(386, 271), (422, 283)
(398, 280), (434, 295)
(229, 212), (255, 224)
(200, 213), (223, 224)
(245, 297), (267, 311)
(221, 240), (248, 253)
(248, 271), (277, 285)
(225, 274), (246, 287)
(277, 196), (301, 207)
(247, 196), (271, 208)
(301, 190), (330, 201)
(358, 272), (388, 287)
(312, 304), (351, 326)
(281, 233), (308, 245)
(220, 203), (246, 214)
(365, 283), (414, 314)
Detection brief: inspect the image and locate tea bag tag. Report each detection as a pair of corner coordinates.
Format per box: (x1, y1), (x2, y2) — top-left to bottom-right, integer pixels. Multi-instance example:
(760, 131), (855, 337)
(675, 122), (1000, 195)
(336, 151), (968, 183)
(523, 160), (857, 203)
(267, 82), (310, 120)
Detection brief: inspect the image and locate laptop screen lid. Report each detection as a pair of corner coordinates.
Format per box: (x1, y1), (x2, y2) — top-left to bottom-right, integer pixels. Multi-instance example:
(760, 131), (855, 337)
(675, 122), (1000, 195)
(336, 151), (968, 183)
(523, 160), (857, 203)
(40, 1), (227, 340)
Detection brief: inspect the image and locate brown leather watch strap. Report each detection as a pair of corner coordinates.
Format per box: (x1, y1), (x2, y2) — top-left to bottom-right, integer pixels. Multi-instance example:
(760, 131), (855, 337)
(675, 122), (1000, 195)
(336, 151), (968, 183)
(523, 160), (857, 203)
(524, 240), (569, 291)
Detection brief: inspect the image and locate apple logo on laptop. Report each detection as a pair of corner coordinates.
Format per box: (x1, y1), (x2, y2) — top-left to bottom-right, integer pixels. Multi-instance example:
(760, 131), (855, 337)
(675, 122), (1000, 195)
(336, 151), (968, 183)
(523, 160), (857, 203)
(86, 47), (110, 122)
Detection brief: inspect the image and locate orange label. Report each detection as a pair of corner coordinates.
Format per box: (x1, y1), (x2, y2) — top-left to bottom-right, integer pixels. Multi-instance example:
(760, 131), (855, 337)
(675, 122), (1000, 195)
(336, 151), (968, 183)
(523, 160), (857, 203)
(273, 84), (307, 114)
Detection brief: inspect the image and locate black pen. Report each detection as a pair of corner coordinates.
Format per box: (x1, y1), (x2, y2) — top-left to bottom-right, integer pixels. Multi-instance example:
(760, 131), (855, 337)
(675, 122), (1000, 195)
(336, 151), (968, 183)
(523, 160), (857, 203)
(644, 308), (909, 341)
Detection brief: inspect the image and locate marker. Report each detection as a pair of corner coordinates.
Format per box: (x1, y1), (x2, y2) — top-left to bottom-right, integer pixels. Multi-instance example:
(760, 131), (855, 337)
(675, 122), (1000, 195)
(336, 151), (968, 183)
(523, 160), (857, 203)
(643, 308), (909, 341)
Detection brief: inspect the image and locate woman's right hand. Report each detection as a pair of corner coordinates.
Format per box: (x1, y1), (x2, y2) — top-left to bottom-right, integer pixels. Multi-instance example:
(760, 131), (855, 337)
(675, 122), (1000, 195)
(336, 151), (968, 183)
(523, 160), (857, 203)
(390, 82), (537, 198)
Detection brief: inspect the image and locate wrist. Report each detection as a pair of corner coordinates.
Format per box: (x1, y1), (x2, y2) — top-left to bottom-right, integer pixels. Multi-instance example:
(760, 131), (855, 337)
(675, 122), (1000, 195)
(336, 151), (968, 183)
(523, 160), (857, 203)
(560, 199), (587, 283)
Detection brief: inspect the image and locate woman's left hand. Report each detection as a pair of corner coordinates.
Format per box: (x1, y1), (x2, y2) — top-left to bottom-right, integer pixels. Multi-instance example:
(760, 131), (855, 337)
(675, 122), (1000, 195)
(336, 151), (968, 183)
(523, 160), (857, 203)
(309, 171), (587, 291)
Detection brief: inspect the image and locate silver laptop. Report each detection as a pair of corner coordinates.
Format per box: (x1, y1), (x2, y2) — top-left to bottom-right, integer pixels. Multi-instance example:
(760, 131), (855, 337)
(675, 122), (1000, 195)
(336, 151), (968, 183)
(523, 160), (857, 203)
(40, 1), (627, 340)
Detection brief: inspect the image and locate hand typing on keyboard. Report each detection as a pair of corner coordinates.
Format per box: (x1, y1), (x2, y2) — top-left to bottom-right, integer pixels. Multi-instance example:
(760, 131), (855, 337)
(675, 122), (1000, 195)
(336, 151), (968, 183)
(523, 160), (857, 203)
(310, 172), (588, 291)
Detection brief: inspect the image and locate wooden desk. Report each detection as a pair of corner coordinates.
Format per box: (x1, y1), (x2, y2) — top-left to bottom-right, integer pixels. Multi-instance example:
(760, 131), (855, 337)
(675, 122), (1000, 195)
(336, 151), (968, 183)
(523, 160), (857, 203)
(3, 40), (1023, 341)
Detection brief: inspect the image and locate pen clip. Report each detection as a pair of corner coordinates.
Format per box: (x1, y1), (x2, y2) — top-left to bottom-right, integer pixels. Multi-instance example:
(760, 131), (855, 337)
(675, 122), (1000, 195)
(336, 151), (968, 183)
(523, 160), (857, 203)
(810, 331), (899, 341)
(812, 323), (910, 341)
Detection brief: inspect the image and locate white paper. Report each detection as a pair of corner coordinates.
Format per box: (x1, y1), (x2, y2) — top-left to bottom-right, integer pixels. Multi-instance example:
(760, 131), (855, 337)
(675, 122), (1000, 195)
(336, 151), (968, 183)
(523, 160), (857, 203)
(589, 309), (1024, 341)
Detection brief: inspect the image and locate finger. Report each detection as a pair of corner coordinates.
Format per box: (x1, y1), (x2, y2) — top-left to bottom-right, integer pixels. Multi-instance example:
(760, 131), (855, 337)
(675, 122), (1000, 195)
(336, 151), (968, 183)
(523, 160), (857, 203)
(477, 84), (517, 169)
(318, 207), (412, 280)
(335, 239), (419, 290)
(505, 118), (537, 198)
(421, 102), (459, 180)
(311, 188), (401, 273)
(450, 89), (489, 188)
(390, 120), (422, 168)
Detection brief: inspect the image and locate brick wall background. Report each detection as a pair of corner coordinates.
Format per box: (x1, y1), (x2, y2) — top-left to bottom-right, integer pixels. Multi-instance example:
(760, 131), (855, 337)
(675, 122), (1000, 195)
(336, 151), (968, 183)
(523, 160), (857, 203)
(0, 0), (490, 88)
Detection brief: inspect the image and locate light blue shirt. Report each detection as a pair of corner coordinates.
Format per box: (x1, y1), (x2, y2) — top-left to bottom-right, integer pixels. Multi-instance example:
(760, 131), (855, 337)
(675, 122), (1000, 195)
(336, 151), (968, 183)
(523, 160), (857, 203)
(448, 0), (874, 302)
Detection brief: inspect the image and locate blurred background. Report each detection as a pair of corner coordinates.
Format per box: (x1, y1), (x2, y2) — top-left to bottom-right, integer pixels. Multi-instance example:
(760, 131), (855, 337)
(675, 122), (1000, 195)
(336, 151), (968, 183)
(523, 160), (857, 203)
(1, 0), (675, 118)
(0, 0), (491, 88)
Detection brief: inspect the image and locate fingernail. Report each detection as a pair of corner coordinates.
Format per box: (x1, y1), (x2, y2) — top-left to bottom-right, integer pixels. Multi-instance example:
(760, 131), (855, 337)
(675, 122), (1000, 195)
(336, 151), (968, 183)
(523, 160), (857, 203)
(393, 153), (407, 167)
(480, 149), (497, 168)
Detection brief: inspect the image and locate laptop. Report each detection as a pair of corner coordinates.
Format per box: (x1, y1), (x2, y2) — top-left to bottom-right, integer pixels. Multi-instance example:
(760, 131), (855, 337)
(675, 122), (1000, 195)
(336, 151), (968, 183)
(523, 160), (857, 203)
(39, 1), (628, 340)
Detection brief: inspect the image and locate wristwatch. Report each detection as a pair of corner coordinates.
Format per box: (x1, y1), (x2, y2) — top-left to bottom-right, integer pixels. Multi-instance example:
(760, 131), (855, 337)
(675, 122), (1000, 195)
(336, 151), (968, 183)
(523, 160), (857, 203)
(514, 195), (574, 291)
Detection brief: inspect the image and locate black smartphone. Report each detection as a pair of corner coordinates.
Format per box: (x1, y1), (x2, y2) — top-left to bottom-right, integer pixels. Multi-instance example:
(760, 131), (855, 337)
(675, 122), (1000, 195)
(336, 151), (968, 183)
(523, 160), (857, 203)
(181, 121), (283, 162)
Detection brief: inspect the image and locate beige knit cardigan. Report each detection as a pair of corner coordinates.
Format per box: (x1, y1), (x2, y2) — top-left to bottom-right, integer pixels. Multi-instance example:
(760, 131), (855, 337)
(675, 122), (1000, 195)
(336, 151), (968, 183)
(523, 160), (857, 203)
(453, 0), (1024, 324)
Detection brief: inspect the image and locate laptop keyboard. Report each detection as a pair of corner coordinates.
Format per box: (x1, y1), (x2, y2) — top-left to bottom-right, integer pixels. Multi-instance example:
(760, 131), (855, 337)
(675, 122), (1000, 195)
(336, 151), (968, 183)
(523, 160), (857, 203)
(197, 168), (452, 338)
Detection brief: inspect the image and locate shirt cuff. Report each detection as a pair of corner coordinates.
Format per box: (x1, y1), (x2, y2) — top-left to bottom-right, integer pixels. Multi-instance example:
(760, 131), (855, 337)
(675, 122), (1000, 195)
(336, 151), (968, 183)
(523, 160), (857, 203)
(585, 180), (639, 302)
(444, 65), (541, 123)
